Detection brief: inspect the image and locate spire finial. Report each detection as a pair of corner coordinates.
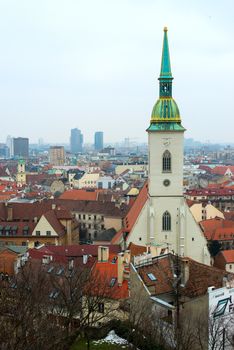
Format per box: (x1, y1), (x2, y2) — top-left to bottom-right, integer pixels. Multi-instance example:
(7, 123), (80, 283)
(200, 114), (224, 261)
(164, 26), (168, 32)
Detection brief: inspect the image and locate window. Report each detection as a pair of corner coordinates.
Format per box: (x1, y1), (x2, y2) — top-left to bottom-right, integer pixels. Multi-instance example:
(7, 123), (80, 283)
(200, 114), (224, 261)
(83, 214), (86, 220)
(162, 150), (171, 172)
(56, 268), (64, 276)
(192, 237), (194, 241)
(98, 302), (104, 313)
(230, 265), (232, 270)
(147, 273), (157, 281)
(46, 231), (51, 236)
(162, 211), (171, 231)
(94, 215), (96, 221)
(36, 231), (40, 236)
(78, 214), (81, 219)
(101, 224), (105, 230)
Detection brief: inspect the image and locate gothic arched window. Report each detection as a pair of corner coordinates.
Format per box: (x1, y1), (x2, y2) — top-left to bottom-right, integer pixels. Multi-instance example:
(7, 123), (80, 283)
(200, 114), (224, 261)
(162, 211), (171, 231)
(162, 150), (171, 172)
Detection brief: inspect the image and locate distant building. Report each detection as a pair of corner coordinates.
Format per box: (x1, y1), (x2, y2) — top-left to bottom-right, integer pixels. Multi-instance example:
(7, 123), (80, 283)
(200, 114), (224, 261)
(70, 128), (83, 153)
(16, 159), (26, 186)
(0, 143), (9, 159)
(13, 137), (29, 158)
(6, 135), (13, 157)
(100, 146), (115, 156)
(49, 146), (65, 166)
(94, 131), (103, 151)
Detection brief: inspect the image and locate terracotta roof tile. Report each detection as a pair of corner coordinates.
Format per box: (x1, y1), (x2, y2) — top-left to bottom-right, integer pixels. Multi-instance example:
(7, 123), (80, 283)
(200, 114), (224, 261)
(220, 250), (234, 263)
(123, 181), (148, 232)
(137, 254), (230, 298)
(128, 242), (147, 257)
(59, 189), (98, 201)
(55, 199), (128, 217)
(92, 253), (128, 299)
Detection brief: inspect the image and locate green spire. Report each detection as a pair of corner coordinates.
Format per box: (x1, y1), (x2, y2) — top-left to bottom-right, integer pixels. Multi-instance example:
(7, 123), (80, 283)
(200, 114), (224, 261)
(159, 27), (172, 79)
(147, 27), (185, 132)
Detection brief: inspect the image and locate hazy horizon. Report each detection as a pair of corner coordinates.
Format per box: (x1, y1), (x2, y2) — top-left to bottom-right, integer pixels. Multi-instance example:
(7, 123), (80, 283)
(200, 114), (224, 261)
(1, 0), (234, 144)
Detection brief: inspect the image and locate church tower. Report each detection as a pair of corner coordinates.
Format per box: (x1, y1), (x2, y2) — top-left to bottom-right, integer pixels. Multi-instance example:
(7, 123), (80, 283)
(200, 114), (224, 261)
(147, 27), (186, 254)
(16, 159), (26, 186)
(125, 28), (210, 264)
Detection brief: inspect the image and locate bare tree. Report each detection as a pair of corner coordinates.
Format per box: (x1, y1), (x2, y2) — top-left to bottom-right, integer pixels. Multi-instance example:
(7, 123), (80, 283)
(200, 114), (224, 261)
(0, 259), (127, 350)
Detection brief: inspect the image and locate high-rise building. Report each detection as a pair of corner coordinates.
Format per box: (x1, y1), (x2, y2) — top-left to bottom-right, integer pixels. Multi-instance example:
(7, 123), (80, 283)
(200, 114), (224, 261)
(49, 146), (65, 166)
(94, 131), (104, 151)
(70, 128), (83, 153)
(6, 135), (13, 158)
(13, 137), (29, 158)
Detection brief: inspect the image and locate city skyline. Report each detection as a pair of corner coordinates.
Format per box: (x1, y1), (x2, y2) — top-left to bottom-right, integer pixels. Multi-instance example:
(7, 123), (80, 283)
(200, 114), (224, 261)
(0, 1), (234, 144)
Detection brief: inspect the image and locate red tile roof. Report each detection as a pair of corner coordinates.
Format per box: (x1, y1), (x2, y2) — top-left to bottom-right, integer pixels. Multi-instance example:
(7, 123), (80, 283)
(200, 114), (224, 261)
(200, 218), (234, 241)
(123, 182), (148, 233)
(220, 250), (234, 263)
(43, 210), (65, 236)
(59, 189), (98, 201)
(128, 242), (147, 257)
(137, 254), (230, 298)
(29, 244), (121, 262)
(0, 221), (36, 236)
(211, 166), (234, 176)
(55, 199), (128, 217)
(92, 252), (128, 300)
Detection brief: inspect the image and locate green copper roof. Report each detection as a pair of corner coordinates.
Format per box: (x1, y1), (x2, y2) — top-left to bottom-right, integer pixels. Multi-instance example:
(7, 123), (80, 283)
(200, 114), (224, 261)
(151, 98), (181, 123)
(147, 27), (185, 132)
(147, 122), (185, 132)
(160, 27), (172, 79)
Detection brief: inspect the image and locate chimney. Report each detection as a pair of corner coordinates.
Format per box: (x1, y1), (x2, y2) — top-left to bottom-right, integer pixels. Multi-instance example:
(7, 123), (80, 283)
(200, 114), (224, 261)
(52, 203), (56, 210)
(34, 217), (38, 223)
(181, 258), (190, 286)
(7, 206), (13, 221)
(123, 250), (130, 264)
(117, 252), (124, 286)
(149, 246), (157, 258)
(98, 246), (109, 262)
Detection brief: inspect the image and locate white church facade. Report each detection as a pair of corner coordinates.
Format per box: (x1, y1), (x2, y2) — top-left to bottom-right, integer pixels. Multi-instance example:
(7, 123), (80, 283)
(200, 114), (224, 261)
(126, 28), (210, 265)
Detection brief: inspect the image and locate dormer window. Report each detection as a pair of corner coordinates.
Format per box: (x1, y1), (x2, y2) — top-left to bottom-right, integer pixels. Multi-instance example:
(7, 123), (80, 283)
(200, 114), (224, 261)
(23, 226), (29, 236)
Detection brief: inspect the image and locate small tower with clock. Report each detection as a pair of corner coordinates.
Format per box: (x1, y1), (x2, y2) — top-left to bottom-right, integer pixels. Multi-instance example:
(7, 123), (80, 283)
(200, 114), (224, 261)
(147, 27), (186, 254)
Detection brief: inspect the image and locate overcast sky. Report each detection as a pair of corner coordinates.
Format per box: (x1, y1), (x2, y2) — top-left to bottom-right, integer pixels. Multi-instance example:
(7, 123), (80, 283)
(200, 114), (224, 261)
(0, 0), (234, 144)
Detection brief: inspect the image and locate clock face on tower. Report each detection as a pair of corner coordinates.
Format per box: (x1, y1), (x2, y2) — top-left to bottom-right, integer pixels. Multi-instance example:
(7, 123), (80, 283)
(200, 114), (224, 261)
(163, 139), (171, 147)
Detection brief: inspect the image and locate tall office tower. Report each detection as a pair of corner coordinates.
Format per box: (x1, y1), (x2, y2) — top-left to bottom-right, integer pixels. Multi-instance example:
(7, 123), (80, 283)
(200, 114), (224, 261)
(49, 146), (65, 166)
(94, 131), (104, 151)
(6, 135), (13, 157)
(70, 128), (83, 153)
(13, 137), (29, 158)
